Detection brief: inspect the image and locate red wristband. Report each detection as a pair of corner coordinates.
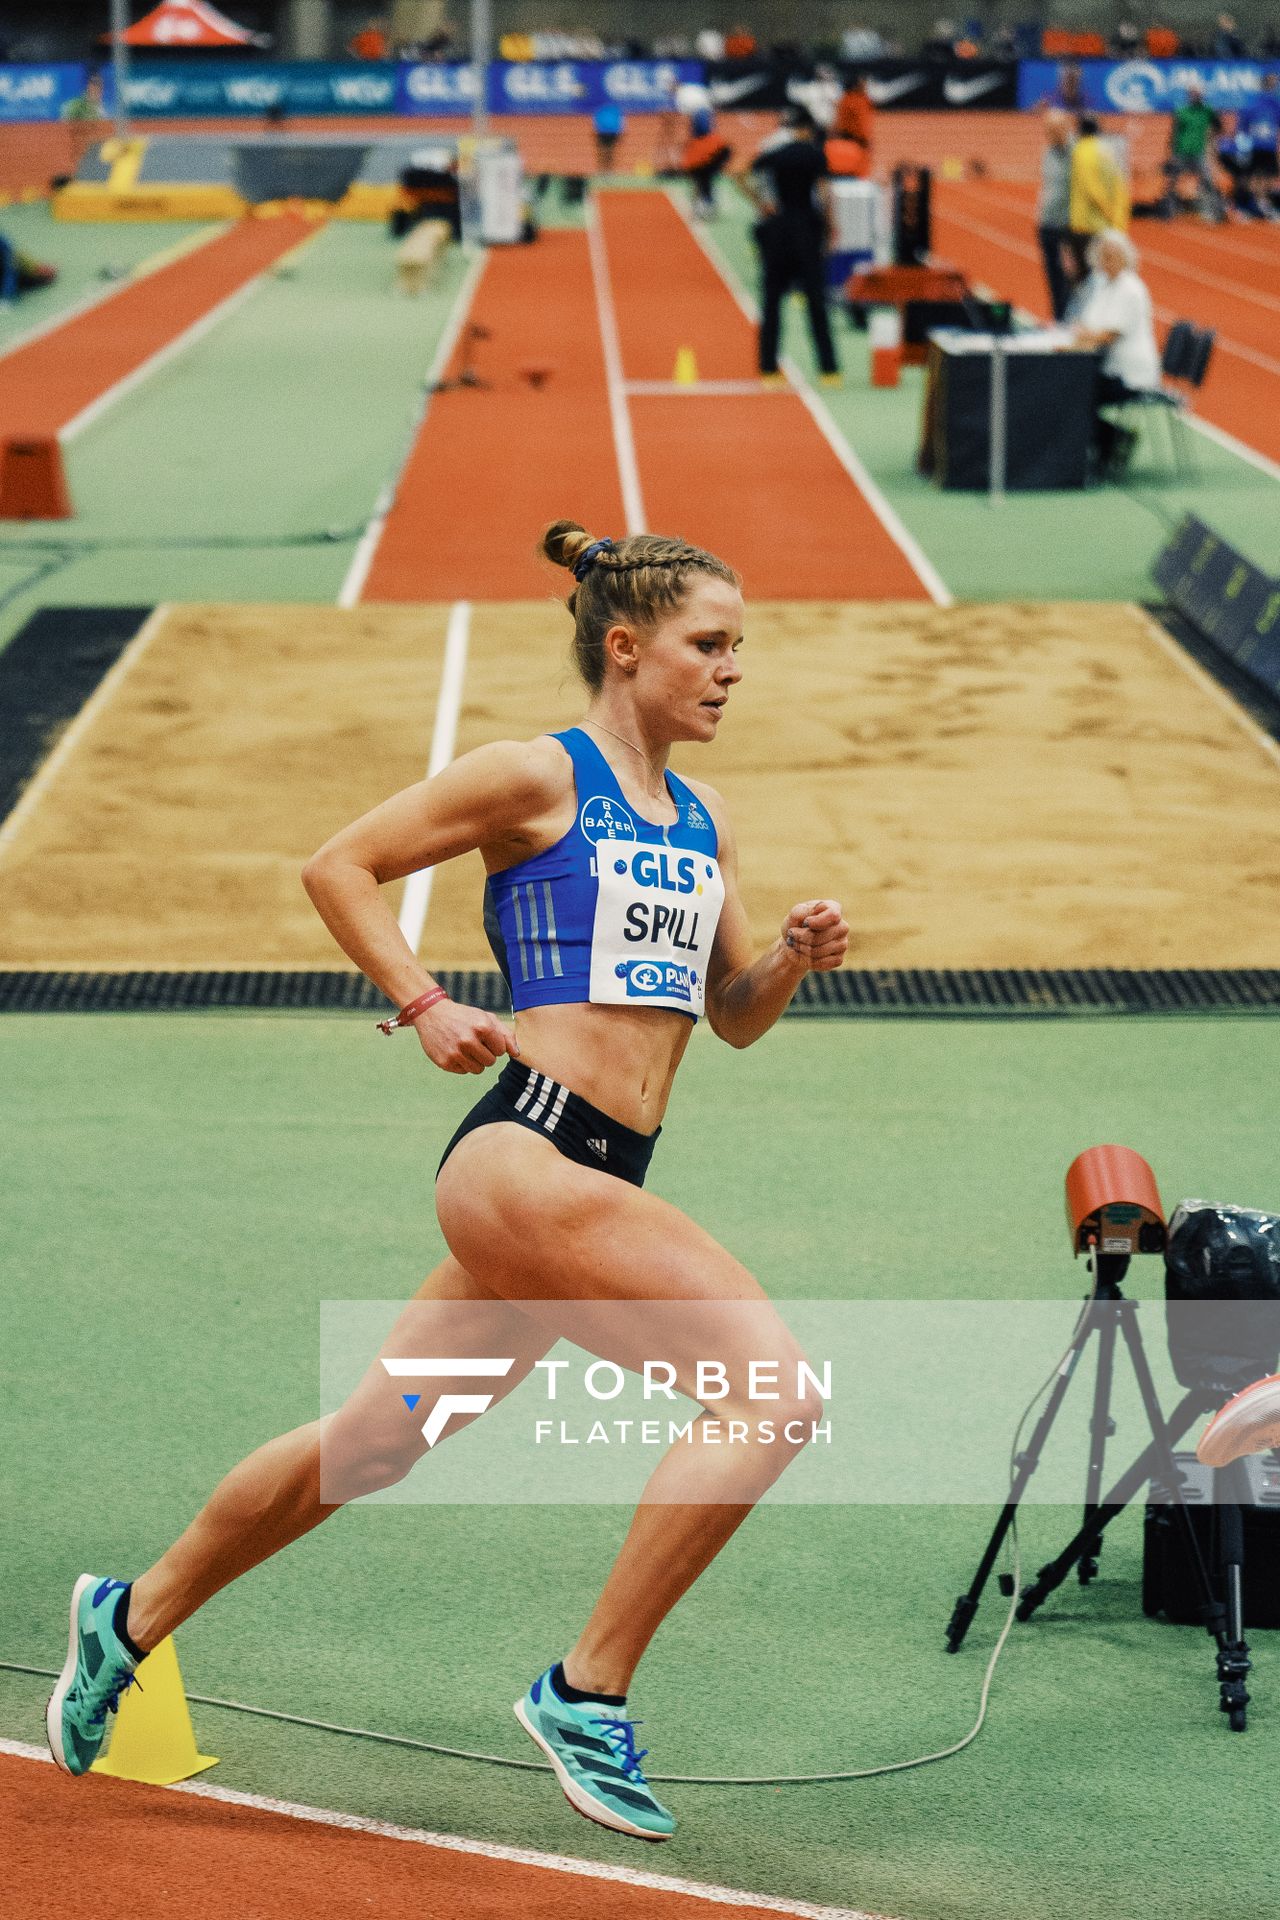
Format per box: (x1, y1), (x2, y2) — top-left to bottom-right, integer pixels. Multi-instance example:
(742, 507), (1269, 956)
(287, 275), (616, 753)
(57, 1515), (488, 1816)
(376, 987), (448, 1035)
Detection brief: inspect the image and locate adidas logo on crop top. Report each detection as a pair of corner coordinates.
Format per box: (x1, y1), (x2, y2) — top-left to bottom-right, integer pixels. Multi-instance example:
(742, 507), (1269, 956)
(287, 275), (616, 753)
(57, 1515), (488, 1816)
(483, 728), (725, 1018)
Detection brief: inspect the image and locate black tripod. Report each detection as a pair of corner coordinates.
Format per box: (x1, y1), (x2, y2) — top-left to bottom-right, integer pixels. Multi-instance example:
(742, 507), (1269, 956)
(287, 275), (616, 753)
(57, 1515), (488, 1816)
(945, 1255), (1253, 1729)
(427, 322), (491, 394)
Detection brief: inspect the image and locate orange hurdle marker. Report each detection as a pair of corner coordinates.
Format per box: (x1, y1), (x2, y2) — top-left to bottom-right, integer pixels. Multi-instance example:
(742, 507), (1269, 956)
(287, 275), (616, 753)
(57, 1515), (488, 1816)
(0, 433), (73, 519)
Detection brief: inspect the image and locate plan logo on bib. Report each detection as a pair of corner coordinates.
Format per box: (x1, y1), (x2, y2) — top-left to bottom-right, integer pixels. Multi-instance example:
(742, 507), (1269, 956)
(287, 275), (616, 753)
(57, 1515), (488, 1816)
(616, 958), (694, 1002)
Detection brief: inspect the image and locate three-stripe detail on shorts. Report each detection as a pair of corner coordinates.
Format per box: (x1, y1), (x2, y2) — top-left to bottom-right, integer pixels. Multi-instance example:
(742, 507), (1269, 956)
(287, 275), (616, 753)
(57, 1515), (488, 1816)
(514, 1070), (571, 1135)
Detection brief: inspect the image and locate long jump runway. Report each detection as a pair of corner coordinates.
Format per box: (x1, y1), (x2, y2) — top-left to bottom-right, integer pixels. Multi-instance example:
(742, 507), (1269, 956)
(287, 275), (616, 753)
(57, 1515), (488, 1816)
(0, 214), (316, 443)
(360, 190), (936, 601)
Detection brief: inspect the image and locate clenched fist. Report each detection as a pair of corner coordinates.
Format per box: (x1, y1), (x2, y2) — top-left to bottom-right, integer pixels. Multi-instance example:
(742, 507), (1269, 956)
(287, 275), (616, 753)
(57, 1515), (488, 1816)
(781, 899), (848, 973)
(415, 1001), (521, 1074)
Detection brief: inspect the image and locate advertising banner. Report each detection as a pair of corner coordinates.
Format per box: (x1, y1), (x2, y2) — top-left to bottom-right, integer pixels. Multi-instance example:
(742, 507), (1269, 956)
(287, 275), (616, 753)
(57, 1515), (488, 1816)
(399, 59), (701, 117)
(0, 63), (92, 123)
(1018, 57), (1280, 113)
(102, 58), (401, 117)
(707, 56), (1017, 114)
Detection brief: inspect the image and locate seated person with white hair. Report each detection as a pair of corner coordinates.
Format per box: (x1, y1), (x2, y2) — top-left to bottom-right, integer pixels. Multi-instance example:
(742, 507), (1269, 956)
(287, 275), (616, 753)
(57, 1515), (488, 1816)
(1070, 228), (1161, 476)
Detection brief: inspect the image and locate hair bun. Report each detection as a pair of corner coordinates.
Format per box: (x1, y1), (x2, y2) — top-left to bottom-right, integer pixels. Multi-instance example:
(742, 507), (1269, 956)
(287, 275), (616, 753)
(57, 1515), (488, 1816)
(542, 519), (595, 573)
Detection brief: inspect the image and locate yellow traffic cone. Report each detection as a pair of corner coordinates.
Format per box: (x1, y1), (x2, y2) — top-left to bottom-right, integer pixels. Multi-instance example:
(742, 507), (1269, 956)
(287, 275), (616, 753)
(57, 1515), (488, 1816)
(673, 346), (699, 386)
(92, 1635), (218, 1786)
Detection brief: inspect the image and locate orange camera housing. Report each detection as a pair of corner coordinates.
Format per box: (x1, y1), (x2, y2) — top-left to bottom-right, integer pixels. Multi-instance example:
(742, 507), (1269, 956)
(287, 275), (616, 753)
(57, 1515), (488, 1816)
(1065, 1145), (1166, 1257)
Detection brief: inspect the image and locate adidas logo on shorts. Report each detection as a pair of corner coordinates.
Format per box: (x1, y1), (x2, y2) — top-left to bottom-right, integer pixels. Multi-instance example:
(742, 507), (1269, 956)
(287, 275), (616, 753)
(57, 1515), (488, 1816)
(586, 1137), (608, 1161)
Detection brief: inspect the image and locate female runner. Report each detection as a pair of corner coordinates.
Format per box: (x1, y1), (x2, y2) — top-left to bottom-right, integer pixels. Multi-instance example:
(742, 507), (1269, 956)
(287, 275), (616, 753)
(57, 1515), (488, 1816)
(48, 521), (848, 1842)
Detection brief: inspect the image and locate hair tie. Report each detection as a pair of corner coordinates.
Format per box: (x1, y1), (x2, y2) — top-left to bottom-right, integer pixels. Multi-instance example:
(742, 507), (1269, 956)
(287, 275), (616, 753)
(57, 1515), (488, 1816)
(572, 537), (615, 580)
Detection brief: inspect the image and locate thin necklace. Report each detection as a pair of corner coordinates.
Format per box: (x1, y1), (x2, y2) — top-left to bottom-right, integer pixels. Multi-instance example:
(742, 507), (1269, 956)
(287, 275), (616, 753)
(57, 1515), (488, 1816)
(585, 719), (667, 796)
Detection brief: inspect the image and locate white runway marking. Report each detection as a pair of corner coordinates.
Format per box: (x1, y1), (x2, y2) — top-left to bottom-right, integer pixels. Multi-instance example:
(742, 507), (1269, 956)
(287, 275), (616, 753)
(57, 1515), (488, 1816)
(586, 197), (648, 535)
(672, 191), (953, 606)
(0, 605), (170, 866)
(0, 1736), (892, 1920)
(337, 246), (488, 609)
(396, 597), (471, 952)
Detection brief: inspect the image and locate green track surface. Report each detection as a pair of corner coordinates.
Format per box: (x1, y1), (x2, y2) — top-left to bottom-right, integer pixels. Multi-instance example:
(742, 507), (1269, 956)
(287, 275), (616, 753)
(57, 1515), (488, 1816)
(0, 216), (473, 651)
(3, 1014), (1280, 1920)
(699, 186), (1280, 600)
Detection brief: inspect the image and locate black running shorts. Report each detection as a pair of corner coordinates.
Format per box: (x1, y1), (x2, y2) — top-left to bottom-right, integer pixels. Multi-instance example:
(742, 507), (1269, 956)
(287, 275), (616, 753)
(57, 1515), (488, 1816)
(436, 1058), (659, 1188)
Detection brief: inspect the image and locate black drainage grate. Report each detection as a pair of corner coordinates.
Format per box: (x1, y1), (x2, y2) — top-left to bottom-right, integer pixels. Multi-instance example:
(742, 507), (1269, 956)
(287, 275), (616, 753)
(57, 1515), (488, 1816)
(3, 969), (1280, 1016)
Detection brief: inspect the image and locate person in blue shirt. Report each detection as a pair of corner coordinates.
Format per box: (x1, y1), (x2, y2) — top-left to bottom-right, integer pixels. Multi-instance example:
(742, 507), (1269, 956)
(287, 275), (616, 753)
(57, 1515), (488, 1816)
(46, 519), (849, 1845)
(593, 99), (625, 173)
(1244, 72), (1280, 216)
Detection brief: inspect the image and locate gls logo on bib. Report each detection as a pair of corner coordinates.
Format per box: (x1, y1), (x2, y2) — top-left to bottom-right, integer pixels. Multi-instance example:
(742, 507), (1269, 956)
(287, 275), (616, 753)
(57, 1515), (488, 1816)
(589, 840), (724, 1016)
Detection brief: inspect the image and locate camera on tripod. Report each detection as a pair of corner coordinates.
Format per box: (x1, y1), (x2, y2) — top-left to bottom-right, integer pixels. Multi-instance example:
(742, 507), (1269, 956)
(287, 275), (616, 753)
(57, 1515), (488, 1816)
(947, 1145), (1280, 1732)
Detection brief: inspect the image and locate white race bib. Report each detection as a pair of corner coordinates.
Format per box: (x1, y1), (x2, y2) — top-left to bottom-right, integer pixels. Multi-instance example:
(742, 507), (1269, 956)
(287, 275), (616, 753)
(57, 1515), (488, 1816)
(588, 840), (725, 1016)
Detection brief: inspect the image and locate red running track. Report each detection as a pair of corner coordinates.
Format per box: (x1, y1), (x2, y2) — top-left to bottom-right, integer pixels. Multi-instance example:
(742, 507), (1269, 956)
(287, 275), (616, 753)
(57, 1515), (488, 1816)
(597, 191), (935, 599)
(362, 230), (627, 601)
(364, 192), (937, 601)
(0, 215), (315, 437)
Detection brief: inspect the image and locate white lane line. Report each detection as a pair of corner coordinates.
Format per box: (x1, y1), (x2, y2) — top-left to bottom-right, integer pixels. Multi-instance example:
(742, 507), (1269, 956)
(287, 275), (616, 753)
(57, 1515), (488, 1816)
(0, 1737), (887, 1920)
(624, 378), (786, 396)
(1177, 411), (1280, 484)
(671, 191), (952, 606)
(1135, 605), (1280, 776)
(585, 196), (647, 535)
(0, 224), (232, 364)
(58, 224), (325, 446)
(397, 598), (470, 952)
(963, 180), (1280, 270)
(0, 605), (169, 864)
(337, 246), (488, 609)
(935, 204), (1280, 379)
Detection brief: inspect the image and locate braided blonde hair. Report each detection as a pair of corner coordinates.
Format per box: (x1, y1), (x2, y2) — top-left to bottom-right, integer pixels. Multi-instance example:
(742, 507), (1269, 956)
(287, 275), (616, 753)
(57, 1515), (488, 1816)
(542, 520), (739, 692)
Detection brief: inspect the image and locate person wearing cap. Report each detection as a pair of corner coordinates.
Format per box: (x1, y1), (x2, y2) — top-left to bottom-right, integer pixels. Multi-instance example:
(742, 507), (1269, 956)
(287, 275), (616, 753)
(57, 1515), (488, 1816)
(740, 106), (841, 387)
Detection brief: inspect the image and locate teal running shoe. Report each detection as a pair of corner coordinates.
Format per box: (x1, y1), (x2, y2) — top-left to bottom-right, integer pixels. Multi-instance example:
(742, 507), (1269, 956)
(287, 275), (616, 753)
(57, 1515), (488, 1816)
(46, 1575), (140, 1776)
(514, 1666), (676, 1841)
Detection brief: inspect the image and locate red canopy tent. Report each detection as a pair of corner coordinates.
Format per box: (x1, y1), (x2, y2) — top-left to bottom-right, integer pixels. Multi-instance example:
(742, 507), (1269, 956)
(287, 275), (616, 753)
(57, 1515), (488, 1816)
(107, 1), (271, 48)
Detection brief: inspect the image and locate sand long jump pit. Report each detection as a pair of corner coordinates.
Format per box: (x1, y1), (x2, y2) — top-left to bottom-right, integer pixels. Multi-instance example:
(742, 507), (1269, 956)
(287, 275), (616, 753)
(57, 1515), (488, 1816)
(0, 599), (1277, 973)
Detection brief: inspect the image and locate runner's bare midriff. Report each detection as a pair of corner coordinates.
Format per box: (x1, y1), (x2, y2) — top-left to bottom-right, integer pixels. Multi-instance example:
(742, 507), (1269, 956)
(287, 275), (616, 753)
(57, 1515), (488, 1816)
(512, 1001), (694, 1135)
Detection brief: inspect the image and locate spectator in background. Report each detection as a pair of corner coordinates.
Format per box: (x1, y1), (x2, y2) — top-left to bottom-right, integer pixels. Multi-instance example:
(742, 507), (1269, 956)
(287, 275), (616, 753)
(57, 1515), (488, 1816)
(1146, 24), (1180, 56)
(593, 101), (624, 174)
(724, 23), (757, 58)
(1113, 20), (1141, 53)
(0, 233), (57, 302)
(1213, 13), (1247, 55)
(741, 106), (840, 387)
(682, 110), (733, 218)
(1071, 228), (1160, 476)
(1068, 115), (1129, 280)
(1164, 82), (1224, 217)
(1037, 108), (1075, 319)
(1245, 71), (1280, 215)
(349, 17), (389, 59)
(830, 74), (874, 175)
(695, 28), (725, 60)
(839, 25), (885, 58)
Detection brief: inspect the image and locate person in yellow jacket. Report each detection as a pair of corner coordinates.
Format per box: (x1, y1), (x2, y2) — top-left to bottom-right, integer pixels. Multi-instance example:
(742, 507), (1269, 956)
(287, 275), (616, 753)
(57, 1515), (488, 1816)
(1066, 116), (1129, 289)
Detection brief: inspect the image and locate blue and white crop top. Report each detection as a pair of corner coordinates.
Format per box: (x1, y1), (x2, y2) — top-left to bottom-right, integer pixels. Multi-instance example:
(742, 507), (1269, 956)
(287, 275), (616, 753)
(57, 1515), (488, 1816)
(483, 727), (725, 1020)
